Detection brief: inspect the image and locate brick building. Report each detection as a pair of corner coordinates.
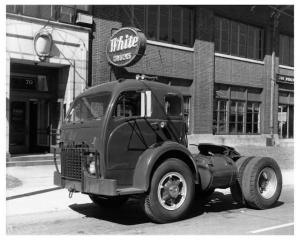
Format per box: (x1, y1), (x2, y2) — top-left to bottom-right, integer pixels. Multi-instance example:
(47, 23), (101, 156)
(90, 5), (294, 146)
(6, 5), (294, 156)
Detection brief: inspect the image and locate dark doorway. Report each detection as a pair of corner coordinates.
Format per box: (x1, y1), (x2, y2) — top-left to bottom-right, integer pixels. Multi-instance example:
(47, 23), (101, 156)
(29, 101), (38, 152)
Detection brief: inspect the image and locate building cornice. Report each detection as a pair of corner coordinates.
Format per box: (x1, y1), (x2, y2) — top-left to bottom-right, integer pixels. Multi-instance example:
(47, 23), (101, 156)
(6, 13), (92, 33)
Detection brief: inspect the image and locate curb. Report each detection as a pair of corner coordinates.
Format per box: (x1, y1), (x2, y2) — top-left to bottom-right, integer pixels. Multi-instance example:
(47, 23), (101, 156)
(6, 187), (62, 201)
(7, 160), (60, 167)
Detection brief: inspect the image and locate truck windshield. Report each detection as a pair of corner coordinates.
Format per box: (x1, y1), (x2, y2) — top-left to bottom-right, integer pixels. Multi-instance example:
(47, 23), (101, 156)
(66, 92), (111, 122)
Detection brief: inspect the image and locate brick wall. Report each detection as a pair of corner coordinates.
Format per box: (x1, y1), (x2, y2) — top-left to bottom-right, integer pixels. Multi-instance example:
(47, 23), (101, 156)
(127, 44), (193, 80)
(214, 57), (265, 88)
(192, 8), (215, 134)
(91, 6), (121, 85)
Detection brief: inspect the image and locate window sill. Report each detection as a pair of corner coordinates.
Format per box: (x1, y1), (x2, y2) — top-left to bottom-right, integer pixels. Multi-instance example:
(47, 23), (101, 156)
(279, 65), (294, 70)
(214, 53), (264, 65)
(147, 40), (194, 52)
(213, 133), (261, 135)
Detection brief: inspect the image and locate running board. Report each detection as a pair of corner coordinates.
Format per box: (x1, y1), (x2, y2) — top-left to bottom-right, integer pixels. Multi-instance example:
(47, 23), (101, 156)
(117, 187), (145, 195)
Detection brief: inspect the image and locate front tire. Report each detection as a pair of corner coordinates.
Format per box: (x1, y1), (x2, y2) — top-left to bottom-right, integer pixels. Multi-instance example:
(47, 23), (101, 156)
(241, 157), (282, 209)
(143, 159), (195, 223)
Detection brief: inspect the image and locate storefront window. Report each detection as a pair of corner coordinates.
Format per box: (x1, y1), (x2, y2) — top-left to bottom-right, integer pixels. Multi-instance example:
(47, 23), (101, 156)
(119, 6), (194, 47)
(246, 102), (260, 134)
(215, 16), (264, 60)
(213, 84), (261, 135)
(229, 101), (245, 134)
(279, 34), (294, 67)
(183, 96), (191, 130)
(278, 90), (294, 139)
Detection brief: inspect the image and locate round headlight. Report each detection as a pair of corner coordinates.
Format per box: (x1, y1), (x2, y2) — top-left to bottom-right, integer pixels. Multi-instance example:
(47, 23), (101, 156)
(88, 160), (96, 175)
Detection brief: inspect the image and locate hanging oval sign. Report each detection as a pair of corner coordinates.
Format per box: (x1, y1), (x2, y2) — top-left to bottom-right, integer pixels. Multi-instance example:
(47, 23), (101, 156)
(106, 27), (147, 67)
(34, 29), (53, 61)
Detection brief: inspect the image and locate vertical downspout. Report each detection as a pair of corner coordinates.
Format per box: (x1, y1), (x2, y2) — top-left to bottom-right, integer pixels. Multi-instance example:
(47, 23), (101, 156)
(270, 13), (279, 142)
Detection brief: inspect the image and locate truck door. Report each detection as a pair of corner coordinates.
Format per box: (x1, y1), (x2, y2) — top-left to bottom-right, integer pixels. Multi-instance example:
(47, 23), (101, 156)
(162, 93), (187, 145)
(106, 90), (157, 186)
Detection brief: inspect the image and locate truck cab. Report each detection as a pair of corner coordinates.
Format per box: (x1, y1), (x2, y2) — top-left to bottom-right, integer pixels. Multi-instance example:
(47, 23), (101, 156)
(54, 78), (190, 195)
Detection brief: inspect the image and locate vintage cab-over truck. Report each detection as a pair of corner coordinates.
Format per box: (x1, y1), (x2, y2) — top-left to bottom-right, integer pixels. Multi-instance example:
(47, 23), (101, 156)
(54, 77), (282, 223)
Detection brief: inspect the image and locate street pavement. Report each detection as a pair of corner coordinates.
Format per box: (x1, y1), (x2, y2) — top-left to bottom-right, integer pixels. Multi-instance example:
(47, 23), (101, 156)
(6, 185), (294, 234)
(6, 145), (295, 235)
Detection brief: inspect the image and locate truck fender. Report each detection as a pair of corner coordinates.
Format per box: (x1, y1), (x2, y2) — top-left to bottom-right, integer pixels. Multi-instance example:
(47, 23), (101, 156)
(132, 141), (199, 192)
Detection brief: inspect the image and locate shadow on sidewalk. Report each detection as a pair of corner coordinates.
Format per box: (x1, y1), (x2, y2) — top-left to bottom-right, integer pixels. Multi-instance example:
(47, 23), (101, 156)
(6, 174), (22, 189)
(68, 191), (284, 225)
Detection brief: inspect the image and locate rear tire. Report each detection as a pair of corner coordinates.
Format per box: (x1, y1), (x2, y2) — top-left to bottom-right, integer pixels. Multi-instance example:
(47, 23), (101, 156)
(230, 156), (254, 204)
(89, 195), (128, 208)
(241, 157), (282, 209)
(143, 158), (195, 223)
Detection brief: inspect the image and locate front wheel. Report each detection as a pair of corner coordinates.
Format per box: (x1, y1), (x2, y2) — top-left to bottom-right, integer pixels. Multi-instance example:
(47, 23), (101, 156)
(143, 159), (195, 223)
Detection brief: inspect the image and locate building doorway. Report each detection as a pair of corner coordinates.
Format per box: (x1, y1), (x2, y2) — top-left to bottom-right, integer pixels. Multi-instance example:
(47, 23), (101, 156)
(9, 62), (65, 155)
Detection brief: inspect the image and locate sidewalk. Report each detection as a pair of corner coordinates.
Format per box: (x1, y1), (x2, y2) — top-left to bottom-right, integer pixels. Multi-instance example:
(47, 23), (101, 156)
(6, 163), (294, 200)
(6, 164), (60, 199)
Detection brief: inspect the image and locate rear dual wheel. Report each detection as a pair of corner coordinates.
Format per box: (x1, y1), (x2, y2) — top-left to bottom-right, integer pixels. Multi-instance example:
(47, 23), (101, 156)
(230, 157), (282, 209)
(241, 157), (282, 209)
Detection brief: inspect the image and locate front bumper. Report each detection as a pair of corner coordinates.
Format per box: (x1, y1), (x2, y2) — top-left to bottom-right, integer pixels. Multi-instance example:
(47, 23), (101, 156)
(53, 171), (118, 196)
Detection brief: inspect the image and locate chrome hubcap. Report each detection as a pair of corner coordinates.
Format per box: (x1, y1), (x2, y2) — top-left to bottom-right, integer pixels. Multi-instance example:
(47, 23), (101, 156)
(157, 172), (187, 210)
(257, 167), (277, 199)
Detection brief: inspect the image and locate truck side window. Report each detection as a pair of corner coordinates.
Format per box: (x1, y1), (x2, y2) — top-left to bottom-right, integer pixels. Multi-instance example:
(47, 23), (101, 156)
(114, 91), (141, 118)
(165, 94), (182, 116)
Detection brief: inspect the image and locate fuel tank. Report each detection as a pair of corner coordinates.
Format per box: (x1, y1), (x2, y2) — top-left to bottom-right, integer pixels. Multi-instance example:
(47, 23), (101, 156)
(195, 153), (238, 190)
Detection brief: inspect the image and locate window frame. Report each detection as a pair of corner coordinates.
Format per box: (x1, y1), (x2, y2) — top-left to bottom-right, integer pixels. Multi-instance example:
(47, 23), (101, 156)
(164, 93), (183, 118)
(183, 95), (191, 131)
(119, 5), (195, 47)
(213, 85), (261, 135)
(214, 15), (265, 61)
(65, 92), (112, 123)
(7, 5), (79, 25)
(279, 34), (294, 67)
(112, 90), (144, 120)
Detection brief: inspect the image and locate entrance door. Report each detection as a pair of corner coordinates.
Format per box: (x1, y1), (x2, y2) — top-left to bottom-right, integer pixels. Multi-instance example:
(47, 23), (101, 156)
(29, 101), (38, 152)
(35, 100), (50, 152)
(36, 100), (50, 151)
(278, 104), (294, 139)
(29, 100), (50, 152)
(10, 101), (27, 153)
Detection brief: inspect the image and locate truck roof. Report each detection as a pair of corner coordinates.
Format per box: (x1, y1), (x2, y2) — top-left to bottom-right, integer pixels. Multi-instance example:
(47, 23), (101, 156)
(79, 79), (182, 98)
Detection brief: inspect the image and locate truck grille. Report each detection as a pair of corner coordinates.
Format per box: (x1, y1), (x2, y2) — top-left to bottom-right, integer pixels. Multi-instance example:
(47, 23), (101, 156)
(61, 147), (88, 180)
